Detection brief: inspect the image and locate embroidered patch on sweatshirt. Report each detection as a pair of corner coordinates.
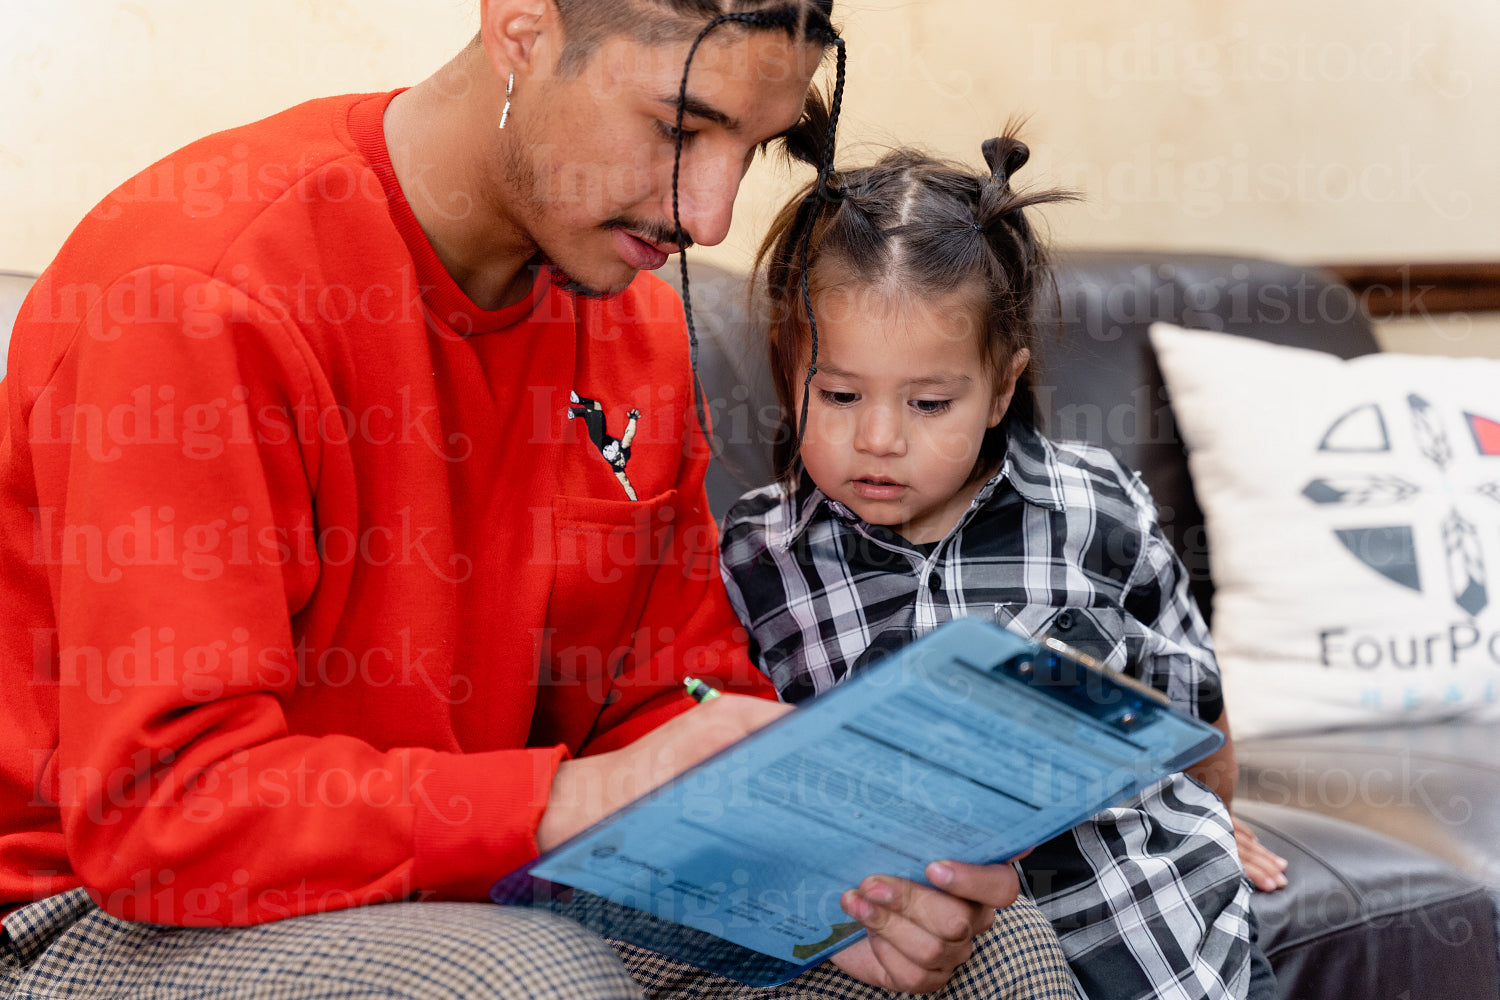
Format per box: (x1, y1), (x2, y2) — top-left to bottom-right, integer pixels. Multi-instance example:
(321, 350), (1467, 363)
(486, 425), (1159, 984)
(567, 390), (640, 501)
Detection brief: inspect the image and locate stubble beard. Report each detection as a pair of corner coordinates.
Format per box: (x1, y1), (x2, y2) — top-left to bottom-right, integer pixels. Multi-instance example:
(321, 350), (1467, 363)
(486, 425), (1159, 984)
(493, 115), (623, 302)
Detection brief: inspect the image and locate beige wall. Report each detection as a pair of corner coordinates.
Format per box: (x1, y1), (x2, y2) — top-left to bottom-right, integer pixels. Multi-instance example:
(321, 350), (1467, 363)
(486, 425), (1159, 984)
(5, 0), (1497, 283)
(3, 1), (477, 273)
(1375, 315), (1500, 358)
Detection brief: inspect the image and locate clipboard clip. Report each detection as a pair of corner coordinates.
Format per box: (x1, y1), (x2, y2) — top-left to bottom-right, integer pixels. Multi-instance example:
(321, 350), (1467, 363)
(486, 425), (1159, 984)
(1035, 637), (1170, 709)
(995, 637), (1168, 731)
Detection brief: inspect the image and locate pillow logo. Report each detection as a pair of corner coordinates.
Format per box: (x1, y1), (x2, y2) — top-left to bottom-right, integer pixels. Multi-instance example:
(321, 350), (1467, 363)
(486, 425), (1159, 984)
(1303, 395), (1500, 615)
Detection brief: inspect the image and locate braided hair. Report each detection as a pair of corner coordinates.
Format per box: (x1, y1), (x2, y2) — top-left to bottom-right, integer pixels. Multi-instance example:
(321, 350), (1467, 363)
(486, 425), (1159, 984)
(662, 1), (846, 441)
(754, 125), (1077, 483)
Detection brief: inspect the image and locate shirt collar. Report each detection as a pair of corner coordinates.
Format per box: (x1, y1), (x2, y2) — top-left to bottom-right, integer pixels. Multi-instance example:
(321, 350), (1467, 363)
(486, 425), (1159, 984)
(983, 420), (1067, 513)
(769, 472), (840, 551)
(771, 421), (1066, 551)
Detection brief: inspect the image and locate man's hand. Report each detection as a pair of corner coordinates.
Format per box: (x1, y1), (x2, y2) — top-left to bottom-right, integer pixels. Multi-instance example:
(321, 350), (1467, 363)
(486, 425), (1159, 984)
(828, 859), (1019, 994)
(1234, 815), (1288, 891)
(536, 694), (790, 851)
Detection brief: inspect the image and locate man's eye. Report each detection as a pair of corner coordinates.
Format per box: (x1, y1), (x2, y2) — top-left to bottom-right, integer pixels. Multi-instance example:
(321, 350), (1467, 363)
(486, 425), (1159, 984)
(654, 120), (698, 143)
(912, 399), (952, 415)
(818, 389), (859, 406)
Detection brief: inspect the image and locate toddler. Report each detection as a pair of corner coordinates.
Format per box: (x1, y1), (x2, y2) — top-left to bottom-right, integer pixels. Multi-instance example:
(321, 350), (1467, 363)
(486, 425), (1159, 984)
(719, 132), (1265, 1000)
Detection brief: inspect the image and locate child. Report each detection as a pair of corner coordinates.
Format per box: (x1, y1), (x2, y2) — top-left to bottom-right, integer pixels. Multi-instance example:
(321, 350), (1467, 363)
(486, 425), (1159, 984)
(719, 132), (1267, 1000)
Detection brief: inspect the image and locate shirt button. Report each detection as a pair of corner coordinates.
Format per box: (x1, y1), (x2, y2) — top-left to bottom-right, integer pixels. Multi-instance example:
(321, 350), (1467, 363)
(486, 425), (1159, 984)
(1055, 610), (1075, 630)
(928, 573), (941, 592)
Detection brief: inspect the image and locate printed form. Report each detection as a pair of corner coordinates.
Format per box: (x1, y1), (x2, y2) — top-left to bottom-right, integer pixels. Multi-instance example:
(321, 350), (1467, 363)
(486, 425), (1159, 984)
(498, 618), (1220, 984)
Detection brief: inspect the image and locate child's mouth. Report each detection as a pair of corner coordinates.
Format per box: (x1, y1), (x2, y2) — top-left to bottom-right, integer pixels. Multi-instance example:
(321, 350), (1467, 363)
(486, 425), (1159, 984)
(853, 478), (906, 500)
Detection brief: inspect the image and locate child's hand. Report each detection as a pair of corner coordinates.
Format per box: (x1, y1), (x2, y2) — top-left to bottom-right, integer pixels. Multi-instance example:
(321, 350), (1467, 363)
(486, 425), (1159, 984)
(1234, 815), (1288, 891)
(828, 859), (1017, 993)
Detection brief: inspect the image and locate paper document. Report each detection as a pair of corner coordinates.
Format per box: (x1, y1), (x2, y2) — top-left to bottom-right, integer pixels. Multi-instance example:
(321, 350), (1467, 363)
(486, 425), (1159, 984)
(492, 616), (1222, 986)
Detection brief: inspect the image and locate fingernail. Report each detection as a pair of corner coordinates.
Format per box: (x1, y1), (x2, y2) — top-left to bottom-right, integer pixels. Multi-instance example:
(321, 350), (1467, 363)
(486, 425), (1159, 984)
(866, 882), (896, 905)
(845, 893), (874, 922)
(1275, 856), (1288, 869)
(927, 862), (955, 887)
(1275, 874), (1288, 887)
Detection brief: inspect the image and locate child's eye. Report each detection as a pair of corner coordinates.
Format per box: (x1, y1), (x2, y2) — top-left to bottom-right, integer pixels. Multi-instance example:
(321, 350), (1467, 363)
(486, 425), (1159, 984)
(912, 399), (952, 415)
(654, 120), (698, 144)
(818, 389), (859, 406)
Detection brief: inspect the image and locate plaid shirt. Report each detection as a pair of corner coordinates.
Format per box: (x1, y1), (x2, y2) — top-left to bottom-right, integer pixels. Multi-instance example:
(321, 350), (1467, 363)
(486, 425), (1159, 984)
(719, 422), (1252, 1000)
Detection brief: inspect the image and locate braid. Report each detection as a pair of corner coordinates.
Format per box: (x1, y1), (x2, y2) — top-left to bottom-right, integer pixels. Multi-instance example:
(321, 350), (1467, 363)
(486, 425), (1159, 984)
(551, 0), (834, 73)
(670, 4), (845, 445)
(789, 34), (845, 458)
(672, 11), (795, 443)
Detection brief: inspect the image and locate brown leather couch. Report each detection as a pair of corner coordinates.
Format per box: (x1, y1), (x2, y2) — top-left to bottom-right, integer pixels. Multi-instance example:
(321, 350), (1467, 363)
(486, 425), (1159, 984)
(676, 251), (1500, 1000)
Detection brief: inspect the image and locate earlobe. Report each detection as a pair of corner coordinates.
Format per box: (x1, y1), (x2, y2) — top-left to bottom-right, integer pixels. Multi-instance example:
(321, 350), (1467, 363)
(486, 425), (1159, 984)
(988, 393), (1009, 429)
(988, 348), (1030, 428)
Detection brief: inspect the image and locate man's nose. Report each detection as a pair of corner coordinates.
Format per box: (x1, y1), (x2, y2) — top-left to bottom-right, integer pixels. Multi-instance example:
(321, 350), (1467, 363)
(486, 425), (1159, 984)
(854, 404), (905, 457)
(670, 153), (744, 249)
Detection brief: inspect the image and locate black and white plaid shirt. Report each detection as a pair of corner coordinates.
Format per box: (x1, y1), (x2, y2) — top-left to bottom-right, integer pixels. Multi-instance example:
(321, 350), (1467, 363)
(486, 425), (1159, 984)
(720, 422), (1252, 1000)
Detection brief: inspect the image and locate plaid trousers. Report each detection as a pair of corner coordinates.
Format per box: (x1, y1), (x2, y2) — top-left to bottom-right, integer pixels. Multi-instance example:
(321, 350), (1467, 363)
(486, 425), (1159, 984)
(0, 888), (1074, 1000)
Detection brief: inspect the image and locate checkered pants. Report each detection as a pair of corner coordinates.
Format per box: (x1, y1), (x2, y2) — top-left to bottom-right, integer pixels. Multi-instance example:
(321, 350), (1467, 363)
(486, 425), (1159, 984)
(0, 888), (1074, 999)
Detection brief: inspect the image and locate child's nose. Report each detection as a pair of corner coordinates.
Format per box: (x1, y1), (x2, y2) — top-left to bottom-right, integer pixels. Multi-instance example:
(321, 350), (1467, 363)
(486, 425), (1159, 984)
(854, 405), (905, 457)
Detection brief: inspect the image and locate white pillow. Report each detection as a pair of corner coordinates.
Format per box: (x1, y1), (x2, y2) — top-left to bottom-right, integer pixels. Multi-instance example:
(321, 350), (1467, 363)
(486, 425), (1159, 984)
(1150, 323), (1500, 738)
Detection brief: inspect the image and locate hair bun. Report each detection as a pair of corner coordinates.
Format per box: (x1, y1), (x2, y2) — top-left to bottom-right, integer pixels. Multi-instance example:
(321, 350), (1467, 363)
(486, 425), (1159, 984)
(815, 171), (846, 204)
(981, 136), (1030, 187)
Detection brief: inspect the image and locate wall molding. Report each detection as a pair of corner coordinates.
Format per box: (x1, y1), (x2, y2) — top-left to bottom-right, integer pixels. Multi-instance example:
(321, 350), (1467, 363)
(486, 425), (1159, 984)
(1321, 262), (1500, 319)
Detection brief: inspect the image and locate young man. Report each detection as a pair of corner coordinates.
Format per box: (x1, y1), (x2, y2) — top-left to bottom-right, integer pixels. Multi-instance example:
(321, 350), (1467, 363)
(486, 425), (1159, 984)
(0, 2), (1074, 998)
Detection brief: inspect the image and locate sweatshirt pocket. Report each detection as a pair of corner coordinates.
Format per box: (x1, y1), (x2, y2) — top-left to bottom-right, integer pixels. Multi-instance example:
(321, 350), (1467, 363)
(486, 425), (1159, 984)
(532, 490), (677, 744)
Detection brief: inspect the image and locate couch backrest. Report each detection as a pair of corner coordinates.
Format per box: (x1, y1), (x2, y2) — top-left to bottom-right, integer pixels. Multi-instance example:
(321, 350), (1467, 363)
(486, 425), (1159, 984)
(0, 271), (39, 381)
(674, 251), (1380, 621)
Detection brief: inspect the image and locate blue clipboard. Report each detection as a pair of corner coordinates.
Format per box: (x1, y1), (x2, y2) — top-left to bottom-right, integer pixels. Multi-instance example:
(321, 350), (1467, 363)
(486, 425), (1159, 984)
(491, 616), (1223, 986)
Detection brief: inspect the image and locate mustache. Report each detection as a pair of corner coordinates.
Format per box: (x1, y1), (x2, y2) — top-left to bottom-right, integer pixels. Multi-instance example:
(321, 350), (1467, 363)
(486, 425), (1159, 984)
(605, 217), (695, 253)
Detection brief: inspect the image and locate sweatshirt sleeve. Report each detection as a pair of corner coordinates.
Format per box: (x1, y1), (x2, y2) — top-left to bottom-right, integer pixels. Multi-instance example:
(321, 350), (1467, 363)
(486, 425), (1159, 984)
(26, 267), (564, 924)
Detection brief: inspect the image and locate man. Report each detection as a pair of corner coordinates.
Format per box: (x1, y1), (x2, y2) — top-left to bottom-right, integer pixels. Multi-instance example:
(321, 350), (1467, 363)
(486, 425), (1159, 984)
(0, 1), (1074, 997)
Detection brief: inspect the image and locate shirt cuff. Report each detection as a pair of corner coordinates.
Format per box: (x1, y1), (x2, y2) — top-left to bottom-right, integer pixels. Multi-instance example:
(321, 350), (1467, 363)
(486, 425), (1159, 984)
(411, 745), (569, 900)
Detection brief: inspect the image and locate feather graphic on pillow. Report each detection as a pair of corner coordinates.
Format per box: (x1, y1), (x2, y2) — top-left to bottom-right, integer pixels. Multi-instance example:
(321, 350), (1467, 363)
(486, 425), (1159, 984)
(1409, 394), (1487, 615)
(1302, 475), (1419, 506)
(1442, 511), (1487, 616)
(1409, 394), (1452, 471)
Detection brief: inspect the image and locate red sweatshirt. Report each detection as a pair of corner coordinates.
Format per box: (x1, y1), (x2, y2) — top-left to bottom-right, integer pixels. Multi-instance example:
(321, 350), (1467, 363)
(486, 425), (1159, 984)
(0, 91), (770, 926)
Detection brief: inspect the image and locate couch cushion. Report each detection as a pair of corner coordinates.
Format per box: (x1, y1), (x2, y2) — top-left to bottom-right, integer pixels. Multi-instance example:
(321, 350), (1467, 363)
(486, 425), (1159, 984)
(1238, 799), (1499, 1000)
(1238, 721), (1500, 896)
(1151, 323), (1500, 738)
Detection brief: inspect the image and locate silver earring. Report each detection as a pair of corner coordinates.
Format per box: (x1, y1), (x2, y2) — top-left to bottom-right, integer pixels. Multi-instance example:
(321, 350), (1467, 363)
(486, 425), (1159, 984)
(499, 72), (514, 130)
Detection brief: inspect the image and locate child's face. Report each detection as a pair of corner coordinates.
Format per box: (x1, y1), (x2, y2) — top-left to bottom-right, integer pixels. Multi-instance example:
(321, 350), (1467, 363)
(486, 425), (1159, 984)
(795, 284), (1028, 545)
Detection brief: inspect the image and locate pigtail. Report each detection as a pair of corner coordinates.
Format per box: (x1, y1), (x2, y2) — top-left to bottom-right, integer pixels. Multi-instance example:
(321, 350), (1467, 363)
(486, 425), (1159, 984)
(977, 136), (1032, 219)
(971, 128), (1077, 439)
